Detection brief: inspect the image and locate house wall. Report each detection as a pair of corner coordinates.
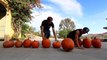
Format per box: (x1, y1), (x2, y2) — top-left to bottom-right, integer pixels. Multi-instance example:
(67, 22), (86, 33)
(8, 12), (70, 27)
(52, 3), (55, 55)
(0, 0), (14, 40)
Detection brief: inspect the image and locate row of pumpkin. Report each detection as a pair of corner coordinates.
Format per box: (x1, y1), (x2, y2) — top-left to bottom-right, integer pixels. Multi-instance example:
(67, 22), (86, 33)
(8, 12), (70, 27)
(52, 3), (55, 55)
(3, 37), (102, 51)
(3, 38), (60, 48)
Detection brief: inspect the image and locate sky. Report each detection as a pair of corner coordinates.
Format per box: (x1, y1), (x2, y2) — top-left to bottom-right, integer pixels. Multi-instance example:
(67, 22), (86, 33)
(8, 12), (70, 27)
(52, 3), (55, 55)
(30, 0), (107, 34)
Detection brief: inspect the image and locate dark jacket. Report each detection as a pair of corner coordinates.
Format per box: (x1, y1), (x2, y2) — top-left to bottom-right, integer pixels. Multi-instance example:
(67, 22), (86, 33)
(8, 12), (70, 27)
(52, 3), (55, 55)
(67, 29), (83, 41)
(41, 20), (54, 31)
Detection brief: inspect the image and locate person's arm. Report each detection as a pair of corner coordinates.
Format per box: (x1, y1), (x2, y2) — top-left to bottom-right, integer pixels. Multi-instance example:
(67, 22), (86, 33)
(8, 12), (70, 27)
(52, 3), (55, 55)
(75, 30), (81, 48)
(52, 28), (57, 41)
(41, 26), (45, 39)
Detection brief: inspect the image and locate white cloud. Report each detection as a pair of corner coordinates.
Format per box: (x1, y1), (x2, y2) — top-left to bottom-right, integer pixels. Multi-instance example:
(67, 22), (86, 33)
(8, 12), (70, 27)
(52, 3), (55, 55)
(50, 0), (83, 16)
(41, 4), (54, 10)
(31, 11), (82, 31)
(30, 0), (83, 32)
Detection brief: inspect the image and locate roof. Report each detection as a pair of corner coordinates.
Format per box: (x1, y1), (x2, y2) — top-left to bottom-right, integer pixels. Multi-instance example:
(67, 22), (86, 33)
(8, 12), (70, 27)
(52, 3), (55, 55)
(103, 27), (107, 29)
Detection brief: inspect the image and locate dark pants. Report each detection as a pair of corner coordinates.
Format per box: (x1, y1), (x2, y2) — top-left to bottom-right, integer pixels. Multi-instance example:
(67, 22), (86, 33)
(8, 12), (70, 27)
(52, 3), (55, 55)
(44, 30), (50, 39)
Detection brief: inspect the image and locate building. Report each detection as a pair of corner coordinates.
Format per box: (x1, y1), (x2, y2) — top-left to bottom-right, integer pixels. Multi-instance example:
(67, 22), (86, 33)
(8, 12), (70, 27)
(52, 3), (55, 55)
(0, 0), (14, 40)
(103, 18), (107, 30)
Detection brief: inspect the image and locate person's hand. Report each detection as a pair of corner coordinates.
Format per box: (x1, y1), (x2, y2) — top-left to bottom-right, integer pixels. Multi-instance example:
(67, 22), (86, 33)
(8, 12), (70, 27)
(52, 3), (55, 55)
(54, 37), (58, 41)
(42, 37), (46, 40)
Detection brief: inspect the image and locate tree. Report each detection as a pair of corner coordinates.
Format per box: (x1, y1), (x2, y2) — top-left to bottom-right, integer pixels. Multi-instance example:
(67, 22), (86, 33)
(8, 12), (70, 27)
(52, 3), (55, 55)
(7, 0), (42, 39)
(58, 29), (71, 38)
(58, 18), (75, 38)
(21, 23), (30, 39)
(59, 18), (75, 31)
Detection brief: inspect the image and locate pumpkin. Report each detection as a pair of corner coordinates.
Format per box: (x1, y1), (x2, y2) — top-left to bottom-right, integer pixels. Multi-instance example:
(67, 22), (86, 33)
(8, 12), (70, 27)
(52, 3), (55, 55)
(3, 40), (14, 48)
(31, 40), (39, 48)
(15, 40), (22, 48)
(42, 38), (51, 48)
(61, 38), (74, 51)
(92, 37), (102, 48)
(52, 41), (61, 48)
(23, 38), (32, 48)
(82, 37), (92, 48)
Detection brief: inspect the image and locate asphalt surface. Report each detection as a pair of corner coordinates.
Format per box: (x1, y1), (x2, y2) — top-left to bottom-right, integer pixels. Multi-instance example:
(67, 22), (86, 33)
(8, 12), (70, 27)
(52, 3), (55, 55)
(0, 41), (107, 60)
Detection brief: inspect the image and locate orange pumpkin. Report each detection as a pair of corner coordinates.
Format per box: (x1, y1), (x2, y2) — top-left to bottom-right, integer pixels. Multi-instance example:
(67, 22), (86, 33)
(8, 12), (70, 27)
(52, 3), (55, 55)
(31, 40), (39, 48)
(42, 38), (51, 48)
(52, 41), (61, 48)
(61, 38), (74, 51)
(3, 40), (14, 48)
(82, 37), (92, 48)
(23, 38), (32, 48)
(15, 40), (22, 48)
(92, 37), (102, 48)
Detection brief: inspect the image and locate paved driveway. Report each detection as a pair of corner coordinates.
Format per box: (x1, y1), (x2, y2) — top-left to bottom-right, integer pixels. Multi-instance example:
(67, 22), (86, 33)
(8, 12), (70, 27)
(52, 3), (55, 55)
(0, 41), (107, 60)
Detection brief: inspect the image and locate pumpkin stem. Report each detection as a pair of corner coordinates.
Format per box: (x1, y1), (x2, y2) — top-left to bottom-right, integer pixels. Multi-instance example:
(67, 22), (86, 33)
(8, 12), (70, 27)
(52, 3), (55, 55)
(34, 40), (36, 41)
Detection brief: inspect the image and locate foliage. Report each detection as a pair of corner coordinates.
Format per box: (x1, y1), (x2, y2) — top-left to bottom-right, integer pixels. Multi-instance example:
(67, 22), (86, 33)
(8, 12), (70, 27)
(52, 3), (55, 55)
(59, 18), (75, 31)
(21, 24), (41, 39)
(21, 23), (30, 38)
(104, 35), (107, 39)
(7, 0), (41, 39)
(58, 18), (75, 38)
(58, 29), (71, 38)
(34, 31), (41, 36)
